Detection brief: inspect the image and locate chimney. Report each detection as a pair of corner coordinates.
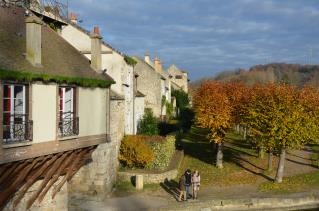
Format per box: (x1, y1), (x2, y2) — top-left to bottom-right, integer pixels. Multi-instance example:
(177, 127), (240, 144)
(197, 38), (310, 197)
(154, 57), (163, 73)
(25, 16), (43, 67)
(70, 12), (77, 24)
(90, 26), (102, 72)
(144, 52), (151, 64)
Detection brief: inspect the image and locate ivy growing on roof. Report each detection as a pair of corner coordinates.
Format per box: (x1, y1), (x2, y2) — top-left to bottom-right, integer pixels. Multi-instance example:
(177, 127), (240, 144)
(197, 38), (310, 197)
(0, 69), (114, 88)
(124, 55), (137, 66)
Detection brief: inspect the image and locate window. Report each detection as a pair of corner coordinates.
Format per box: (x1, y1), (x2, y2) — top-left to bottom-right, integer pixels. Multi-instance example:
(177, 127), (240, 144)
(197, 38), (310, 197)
(2, 84), (32, 144)
(175, 75), (183, 79)
(58, 87), (78, 137)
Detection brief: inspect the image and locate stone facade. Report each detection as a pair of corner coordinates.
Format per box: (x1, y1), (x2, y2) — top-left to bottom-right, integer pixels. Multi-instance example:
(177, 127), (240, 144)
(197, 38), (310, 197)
(133, 56), (164, 117)
(167, 64), (189, 93)
(69, 99), (125, 200)
(4, 177), (68, 211)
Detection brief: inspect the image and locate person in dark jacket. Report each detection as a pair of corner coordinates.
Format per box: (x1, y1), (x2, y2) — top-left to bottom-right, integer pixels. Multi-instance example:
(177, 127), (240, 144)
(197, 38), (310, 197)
(178, 174), (186, 201)
(184, 169), (192, 199)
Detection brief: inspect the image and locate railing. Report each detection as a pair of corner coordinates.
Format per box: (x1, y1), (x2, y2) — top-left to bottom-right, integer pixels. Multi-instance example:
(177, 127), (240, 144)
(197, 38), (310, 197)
(58, 112), (79, 138)
(3, 115), (33, 144)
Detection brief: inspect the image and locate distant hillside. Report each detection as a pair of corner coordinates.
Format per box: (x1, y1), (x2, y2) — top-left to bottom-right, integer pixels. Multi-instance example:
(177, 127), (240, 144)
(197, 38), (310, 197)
(191, 63), (319, 89)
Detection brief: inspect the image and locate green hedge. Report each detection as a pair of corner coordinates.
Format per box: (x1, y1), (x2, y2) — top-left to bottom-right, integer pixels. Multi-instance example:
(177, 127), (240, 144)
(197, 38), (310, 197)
(119, 135), (176, 170)
(145, 135), (176, 170)
(0, 69), (114, 88)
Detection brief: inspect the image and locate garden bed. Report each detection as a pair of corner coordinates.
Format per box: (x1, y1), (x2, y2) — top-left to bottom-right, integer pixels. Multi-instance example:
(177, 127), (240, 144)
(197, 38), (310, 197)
(118, 149), (184, 184)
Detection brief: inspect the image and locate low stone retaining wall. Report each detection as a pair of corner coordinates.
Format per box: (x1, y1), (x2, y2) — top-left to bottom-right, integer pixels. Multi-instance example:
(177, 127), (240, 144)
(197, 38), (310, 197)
(117, 150), (184, 184)
(156, 192), (319, 211)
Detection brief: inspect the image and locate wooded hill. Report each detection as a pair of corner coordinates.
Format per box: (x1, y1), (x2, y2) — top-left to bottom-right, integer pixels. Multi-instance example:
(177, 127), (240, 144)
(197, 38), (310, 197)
(191, 63), (319, 88)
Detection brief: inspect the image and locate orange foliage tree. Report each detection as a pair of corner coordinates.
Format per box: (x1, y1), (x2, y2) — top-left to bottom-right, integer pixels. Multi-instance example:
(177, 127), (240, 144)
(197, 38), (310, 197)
(194, 81), (233, 168)
(242, 83), (319, 183)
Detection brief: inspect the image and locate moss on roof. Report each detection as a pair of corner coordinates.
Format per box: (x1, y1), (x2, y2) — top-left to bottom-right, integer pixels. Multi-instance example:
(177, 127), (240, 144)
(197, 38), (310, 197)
(0, 69), (114, 88)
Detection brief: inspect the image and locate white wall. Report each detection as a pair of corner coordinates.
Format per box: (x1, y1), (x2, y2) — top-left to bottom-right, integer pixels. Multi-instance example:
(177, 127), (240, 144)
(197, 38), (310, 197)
(61, 24), (136, 136)
(61, 24), (91, 51)
(32, 84), (57, 143)
(78, 87), (107, 137)
(134, 97), (145, 134)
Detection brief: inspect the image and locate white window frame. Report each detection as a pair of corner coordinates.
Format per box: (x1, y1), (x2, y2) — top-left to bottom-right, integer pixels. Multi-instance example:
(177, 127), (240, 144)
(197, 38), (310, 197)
(3, 84), (26, 141)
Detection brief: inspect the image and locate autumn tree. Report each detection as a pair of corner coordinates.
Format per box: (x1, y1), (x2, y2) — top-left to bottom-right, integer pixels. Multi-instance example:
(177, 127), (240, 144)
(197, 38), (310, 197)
(242, 83), (319, 183)
(194, 81), (232, 168)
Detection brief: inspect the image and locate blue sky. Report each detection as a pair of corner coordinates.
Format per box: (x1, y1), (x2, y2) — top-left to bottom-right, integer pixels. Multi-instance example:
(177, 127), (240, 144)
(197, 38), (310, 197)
(69, 0), (319, 80)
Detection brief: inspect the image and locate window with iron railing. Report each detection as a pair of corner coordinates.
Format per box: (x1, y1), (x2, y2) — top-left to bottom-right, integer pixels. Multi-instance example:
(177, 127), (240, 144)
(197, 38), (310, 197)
(2, 84), (33, 144)
(58, 87), (79, 137)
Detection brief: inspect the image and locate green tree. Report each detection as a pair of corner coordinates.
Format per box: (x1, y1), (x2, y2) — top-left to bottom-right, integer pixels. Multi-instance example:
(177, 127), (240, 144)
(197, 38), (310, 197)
(137, 108), (159, 135)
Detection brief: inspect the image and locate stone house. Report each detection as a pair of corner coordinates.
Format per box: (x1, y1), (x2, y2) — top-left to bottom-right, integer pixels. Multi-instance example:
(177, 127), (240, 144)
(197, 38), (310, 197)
(133, 55), (168, 118)
(0, 6), (115, 210)
(134, 53), (190, 120)
(60, 15), (144, 137)
(167, 64), (189, 93)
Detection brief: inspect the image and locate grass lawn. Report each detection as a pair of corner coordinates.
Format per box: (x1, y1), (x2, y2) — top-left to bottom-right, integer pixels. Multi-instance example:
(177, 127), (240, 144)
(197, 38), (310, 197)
(178, 127), (267, 186)
(259, 171), (319, 194)
(309, 144), (319, 167)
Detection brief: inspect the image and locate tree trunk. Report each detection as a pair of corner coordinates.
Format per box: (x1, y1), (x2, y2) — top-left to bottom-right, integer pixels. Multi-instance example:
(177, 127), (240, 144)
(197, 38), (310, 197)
(258, 147), (265, 159)
(243, 127), (247, 140)
(268, 152), (273, 171)
(275, 149), (286, 183)
(216, 142), (223, 168)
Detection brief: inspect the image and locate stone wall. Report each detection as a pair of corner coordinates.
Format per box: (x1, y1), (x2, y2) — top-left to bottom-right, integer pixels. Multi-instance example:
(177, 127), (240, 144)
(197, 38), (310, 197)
(4, 177), (68, 211)
(68, 99), (124, 201)
(118, 150), (184, 184)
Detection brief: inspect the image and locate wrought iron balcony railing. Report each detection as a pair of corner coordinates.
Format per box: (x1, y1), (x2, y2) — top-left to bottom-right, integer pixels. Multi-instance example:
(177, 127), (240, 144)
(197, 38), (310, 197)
(58, 112), (79, 138)
(3, 115), (33, 144)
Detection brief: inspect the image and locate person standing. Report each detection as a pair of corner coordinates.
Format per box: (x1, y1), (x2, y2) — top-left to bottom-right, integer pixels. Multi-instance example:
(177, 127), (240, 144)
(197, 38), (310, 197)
(192, 170), (201, 200)
(178, 174), (186, 201)
(185, 169), (192, 200)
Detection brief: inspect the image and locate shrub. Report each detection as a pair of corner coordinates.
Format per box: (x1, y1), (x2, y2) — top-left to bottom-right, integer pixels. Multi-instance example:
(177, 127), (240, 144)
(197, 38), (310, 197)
(158, 121), (180, 136)
(119, 136), (154, 168)
(179, 108), (195, 132)
(144, 135), (176, 170)
(137, 108), (159, 135)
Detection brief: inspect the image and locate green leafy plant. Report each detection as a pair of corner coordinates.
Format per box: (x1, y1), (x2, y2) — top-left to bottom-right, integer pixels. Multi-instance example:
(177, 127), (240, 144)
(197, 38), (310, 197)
(165, 101), (174, 120)
(137, 108), (159, 135)
(172, 89), (189, 111)
(124, 55), (137, 66)
(0, 69), (114, 88)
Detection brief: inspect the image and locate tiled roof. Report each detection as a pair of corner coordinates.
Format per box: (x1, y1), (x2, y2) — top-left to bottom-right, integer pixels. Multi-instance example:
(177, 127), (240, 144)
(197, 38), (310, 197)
(0, 6), (113, 82)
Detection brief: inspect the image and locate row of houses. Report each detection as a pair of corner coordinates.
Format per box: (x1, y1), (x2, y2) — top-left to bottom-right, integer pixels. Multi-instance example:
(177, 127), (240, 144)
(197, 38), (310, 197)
(0, 2), (189, 210)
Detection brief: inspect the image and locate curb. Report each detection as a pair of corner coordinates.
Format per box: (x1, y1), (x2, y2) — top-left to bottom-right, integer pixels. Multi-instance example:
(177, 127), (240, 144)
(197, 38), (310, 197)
(154, 192), (319, 211)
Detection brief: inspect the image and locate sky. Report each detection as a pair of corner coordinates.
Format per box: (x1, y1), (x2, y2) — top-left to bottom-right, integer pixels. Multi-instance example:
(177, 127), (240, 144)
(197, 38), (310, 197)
(68, 0), (319, 80)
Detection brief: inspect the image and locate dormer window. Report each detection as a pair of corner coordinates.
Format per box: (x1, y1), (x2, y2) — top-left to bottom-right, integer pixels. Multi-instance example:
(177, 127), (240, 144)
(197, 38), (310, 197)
(2, 84), (32, 144)
(58, 87), (79, 137)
